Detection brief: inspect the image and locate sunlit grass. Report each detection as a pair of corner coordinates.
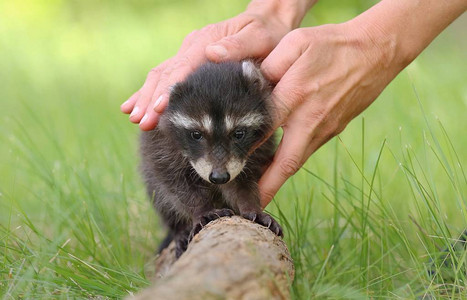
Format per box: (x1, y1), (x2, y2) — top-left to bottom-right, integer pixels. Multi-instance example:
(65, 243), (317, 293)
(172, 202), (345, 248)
(1, 0), (466, 298)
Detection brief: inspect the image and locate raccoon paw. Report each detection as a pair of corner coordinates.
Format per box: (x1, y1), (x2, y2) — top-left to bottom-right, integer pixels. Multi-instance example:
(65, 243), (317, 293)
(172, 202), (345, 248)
(174, 231), (190, 258)
(189, 208), (235, 242)
(241, 211), (283, 237)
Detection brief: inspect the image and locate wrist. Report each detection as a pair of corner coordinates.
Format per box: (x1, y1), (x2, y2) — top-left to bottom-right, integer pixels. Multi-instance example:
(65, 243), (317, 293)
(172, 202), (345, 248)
(347, 0), (466, 71)
(345, 10), (407, 75)
(247, 0), (316, 30)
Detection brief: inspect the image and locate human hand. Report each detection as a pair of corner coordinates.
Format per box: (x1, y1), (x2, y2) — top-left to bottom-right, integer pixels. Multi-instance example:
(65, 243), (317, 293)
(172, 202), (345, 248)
(258, 0), (466, 208)
(120, 0), (305, 131)
(258, 22), (406, 208)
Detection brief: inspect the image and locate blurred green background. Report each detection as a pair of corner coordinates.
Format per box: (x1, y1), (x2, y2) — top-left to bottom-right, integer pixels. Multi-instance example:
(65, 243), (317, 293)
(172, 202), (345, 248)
(1, 0), (466, 298)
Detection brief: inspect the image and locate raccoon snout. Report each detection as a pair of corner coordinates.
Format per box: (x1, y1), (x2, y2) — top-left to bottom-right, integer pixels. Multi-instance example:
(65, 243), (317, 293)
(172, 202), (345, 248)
(209, 170), (230, 184)
(191, 157), (246, 184)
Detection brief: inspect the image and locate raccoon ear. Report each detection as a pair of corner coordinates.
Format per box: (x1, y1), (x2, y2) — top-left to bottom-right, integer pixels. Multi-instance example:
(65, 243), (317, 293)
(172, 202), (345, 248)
(168, 82), (187, 102)
(242, 60), (266, 89)
(169, 82), (179, 95)
(158, 83), (181, 131)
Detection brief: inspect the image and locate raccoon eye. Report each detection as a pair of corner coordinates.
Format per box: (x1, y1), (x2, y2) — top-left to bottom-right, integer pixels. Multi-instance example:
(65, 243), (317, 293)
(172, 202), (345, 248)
(190, 131), (203, 140)
(233, 129), (246, 140)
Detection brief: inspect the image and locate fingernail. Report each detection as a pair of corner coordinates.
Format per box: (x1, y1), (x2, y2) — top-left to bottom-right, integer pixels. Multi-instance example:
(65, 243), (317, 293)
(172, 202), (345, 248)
(120, 100), (131, 111)
(130, 106), (140, 118)
(153, 95), (163, 110)
(140, 113), (148, 124)
(209, 45), (227, 59)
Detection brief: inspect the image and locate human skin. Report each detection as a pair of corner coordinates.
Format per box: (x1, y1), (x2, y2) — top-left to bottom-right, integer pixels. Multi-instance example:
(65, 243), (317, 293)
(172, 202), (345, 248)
(256, 0), (466, 207)
(121, 0), (466, 208)
(120, 0), (316, 130)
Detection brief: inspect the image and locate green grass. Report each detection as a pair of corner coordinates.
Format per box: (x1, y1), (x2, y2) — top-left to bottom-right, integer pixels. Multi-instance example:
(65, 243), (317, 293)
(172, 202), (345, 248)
(1, 0), (466, 298)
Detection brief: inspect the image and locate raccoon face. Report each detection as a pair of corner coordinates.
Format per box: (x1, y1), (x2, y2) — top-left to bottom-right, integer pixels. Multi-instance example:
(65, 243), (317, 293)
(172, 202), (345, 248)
(161, 61), (272, 184)
(168, 111), (266, 184)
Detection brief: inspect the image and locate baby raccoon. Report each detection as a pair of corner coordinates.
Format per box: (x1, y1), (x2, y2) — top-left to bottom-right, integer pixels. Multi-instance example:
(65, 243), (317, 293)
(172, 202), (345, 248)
(140, 61), (282, 258)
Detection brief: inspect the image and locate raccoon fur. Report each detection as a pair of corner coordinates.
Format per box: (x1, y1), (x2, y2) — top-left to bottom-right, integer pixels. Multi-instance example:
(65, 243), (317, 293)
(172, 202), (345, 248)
(140, 61), (283, 258)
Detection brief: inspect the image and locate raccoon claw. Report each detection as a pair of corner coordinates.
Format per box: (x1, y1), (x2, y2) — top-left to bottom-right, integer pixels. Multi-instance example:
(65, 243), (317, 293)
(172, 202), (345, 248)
(175, 241), (187, 259)
(242, 212), (283, 237)
(189, 208), (235, 241)
(174, 232), (190, 258)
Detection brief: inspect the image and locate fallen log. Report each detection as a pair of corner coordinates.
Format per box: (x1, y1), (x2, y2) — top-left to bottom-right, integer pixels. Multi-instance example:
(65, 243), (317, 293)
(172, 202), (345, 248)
(128, 216), (294, 300)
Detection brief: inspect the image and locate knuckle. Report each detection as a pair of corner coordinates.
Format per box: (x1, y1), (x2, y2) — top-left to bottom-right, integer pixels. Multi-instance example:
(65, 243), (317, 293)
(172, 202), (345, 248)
(278, 155), (302, 178)
(173, 56), (192, 69)
(328, 120), (341, 135)
(335, 123), (347, 135)
(286, 28), (307, 45)
(327, 121), (346, 138)
(147, 67), (162, 79)
(309, 107), (327, 123)
(180, 30), (200, 50)
(301, 108), (329, 135)
(308, 81), (321, 94)
(185, 30), (199, 42)
(270, 95), (292, 123)
(200, 23), (224, 38)
(261, 30), (277, 46)
(323, 121), (340, 139)
(276, 84), (306, 109)
(221, 36), (242, 50)
(288, 87), (307, 106)
(159, 67), (173, 81)
(315, 114), (343, 141)
(252, 28), (277, 50)
(171, 57), (195, 77)
(261, 189), (276, 203)
(201, 24), (216, 33)
(246, 19), (261, 31)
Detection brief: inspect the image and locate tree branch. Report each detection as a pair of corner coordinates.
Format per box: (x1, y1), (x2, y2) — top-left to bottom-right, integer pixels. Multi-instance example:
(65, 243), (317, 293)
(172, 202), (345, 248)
(128, 216), (294, 300)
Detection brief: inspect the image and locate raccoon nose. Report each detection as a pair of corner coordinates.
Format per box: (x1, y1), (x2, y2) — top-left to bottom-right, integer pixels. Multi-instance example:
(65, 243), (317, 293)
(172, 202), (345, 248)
(209, 171), (230, 184)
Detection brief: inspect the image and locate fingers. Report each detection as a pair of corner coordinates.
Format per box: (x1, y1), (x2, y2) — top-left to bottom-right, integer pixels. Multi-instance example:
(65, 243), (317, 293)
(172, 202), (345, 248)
(120, 91), (140, 114)
(267, 67), (309, 130)
(258, 50), (326, 208)
(259, 125), (334, 208)
(205, 24), (276, 62)
(261, 29), (308, 83)
(124, 13), (290, 130)
(132, 58), (176, 130)
(128, 34), (212, 131)
(258, 125), (311, 208)
(128, 68), (162, 124)
(139, 48), (208, 131)
(139, 108), (161, 131)
(150, 47), (208, 116)
(259, 84), (338, 207)
(123, 59), (171, 130)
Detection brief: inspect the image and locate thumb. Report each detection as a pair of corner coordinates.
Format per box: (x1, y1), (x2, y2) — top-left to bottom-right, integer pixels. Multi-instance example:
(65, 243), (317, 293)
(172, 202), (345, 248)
(205, 29), (276, 62)
(258, 124), (310, 208)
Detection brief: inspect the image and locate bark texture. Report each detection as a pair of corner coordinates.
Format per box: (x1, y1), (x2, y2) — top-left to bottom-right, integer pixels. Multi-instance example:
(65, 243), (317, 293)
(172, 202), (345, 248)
(128, 216), (294, 300)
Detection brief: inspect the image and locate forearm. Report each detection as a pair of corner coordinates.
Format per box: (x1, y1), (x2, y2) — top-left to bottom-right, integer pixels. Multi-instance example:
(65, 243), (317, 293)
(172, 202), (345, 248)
(247, 0), (318, 30)
(351, 0), (466, 69)
(256, 0), (464, 205)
